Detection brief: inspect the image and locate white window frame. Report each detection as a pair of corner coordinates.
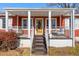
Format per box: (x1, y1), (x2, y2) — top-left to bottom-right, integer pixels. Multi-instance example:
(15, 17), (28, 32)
(0, 17), (6, 29)
(51, 18), (57, 29)
(45, 18), (57, 30)
(74, 18), (79, 29)
(22, 18), (33, 30)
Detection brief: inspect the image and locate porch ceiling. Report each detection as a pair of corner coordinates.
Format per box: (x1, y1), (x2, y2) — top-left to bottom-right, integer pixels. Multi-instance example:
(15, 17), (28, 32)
(8, 8), (73, 16)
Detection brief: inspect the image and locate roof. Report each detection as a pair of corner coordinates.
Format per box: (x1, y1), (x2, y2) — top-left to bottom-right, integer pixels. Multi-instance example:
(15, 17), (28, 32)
(4, 8), (75, 11)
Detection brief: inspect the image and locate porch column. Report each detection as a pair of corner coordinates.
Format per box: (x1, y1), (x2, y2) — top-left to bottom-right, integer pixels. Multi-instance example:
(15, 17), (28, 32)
(5, 10), (8, 31)
(72, 10), (75, 47)
(17, 15), (19, 33)
(71, 10), (75, 47)
(48, 10), (52, 38)
(28, 10), (31, 38)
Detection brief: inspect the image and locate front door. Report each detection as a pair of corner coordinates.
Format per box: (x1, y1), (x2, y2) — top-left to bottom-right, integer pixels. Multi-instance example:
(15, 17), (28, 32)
(35, 18), (44, 35)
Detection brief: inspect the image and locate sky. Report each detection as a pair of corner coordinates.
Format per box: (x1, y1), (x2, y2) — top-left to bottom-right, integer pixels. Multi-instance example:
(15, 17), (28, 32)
(0, 3), (58, 12)
(0, 3), (52, 9)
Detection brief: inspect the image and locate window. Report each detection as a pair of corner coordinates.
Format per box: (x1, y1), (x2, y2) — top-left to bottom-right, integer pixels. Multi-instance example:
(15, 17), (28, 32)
(22, 18), (33, 29)
(65, 18), (70, 30)
(22, 18), (28, 29)
(75, 18), (79, 29)
(51, 18), (57, 29)
(2, 18), (6, 28)
(46, 18), (49, 29)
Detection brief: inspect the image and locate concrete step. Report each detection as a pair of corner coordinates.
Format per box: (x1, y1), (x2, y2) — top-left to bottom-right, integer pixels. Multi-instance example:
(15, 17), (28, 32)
(32, 48), (46, 53)
(32, 51), (47, 55)
(34, 43), (44, 46)
(35, 39), (44, 42)
(32, 35), (47, 55)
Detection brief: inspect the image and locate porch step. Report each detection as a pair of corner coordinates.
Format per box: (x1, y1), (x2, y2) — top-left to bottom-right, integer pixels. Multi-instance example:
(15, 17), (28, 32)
(35, 39), (43, 42)
(32, 35), (47, 55)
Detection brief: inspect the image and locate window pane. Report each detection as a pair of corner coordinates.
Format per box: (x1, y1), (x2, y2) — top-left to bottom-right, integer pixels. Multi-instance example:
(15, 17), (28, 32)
(51, 19), (56, 29)
(22, 18), (33, 29)
(47, 19), (48, 29)
(23, 19), (28, 29)
(2, 18), (5, 28)
(31, 19), (33, 29)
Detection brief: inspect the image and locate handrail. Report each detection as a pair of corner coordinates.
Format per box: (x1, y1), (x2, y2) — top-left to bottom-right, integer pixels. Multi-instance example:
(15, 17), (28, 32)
(45, 28), (49, 55)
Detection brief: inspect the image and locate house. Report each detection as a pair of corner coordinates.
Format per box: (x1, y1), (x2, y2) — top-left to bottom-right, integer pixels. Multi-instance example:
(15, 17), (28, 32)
(0, 8), (79, 54)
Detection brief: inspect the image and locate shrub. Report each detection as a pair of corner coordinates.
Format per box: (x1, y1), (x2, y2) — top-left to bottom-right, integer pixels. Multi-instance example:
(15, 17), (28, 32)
(0, 31), (18, 51)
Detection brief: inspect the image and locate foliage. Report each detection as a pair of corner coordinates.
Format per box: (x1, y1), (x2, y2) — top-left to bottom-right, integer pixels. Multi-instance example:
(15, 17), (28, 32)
(0, 31), (18, 51)
(47, 3), (79, 8)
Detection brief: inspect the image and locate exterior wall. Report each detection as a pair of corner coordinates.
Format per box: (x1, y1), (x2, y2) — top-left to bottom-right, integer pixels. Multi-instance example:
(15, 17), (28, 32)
(1, 15), (79, 41)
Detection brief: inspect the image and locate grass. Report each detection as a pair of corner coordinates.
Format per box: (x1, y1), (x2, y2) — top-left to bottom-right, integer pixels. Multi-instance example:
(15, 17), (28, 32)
(48, 43), (79, 56)
(0, 48), (30, 56)
(0, 43), (79, 56)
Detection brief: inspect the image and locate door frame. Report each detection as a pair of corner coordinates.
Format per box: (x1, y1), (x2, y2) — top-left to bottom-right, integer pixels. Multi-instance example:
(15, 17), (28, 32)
(35, 18), (44, 35)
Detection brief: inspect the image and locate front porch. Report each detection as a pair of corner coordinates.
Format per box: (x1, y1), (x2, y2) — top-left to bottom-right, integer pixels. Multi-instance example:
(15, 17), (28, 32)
(4, 8), (75, 51)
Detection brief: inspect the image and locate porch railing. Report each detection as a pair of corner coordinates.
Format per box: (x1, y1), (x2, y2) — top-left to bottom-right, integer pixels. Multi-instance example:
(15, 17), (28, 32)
(46, 26), (71, 39)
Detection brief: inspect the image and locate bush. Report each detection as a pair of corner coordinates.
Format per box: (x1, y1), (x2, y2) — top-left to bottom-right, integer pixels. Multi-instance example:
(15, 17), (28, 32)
(0, 31), (18, 51)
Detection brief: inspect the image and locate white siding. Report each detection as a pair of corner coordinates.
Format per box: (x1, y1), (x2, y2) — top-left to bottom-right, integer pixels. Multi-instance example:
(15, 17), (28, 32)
(49, 39), (72, 47)
(19, 39), (30, 48)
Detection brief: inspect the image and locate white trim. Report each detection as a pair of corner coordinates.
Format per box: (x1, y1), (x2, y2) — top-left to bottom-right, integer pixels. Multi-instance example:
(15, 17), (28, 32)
(5, 8), (75, 11)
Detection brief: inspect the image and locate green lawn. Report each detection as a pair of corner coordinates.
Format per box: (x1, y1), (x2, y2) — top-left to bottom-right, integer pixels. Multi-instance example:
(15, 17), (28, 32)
(49, 43), (79, 56)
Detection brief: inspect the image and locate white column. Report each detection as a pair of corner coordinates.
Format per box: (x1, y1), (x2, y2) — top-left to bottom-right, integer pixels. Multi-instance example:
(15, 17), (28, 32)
(5, 10), (8, 31)
(48, 10), (52, 38)
(72, 10), (75, 47)
(17, 15), (19, 33)
(28, 10), (31, 38)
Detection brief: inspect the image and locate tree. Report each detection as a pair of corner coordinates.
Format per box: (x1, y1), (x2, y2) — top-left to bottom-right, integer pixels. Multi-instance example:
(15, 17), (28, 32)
(47, 3), (79, 8)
